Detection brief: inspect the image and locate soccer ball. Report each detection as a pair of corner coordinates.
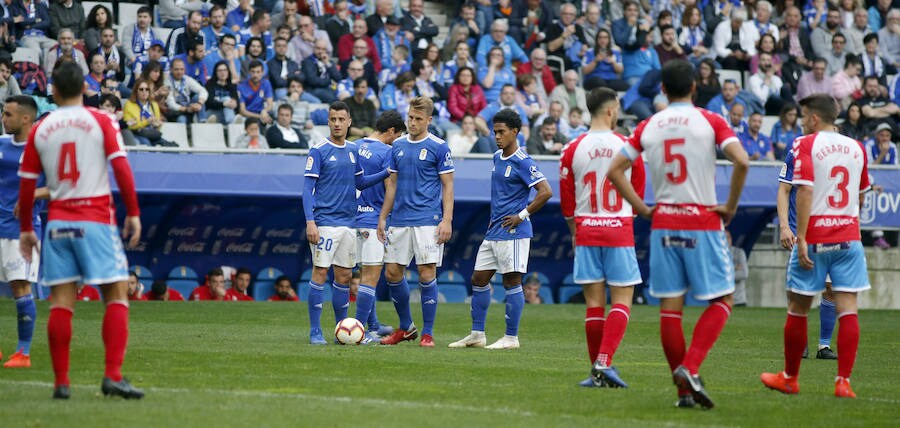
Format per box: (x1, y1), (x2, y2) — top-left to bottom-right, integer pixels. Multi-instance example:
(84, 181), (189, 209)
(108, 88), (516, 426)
(334, 318), (366, 345)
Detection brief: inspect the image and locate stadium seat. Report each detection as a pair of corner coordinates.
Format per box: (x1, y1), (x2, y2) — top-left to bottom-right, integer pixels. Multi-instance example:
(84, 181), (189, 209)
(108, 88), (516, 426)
(117, 2), (145, 28)
(491, 285), (505, 303)
(440, 284), (468, 303)
(297, 281), (332, 301)
(526, 272), (550, 286)
(226, 123), (244, 148)
(168, 266), (198, 280)
(190, 123), (226, 149)
(167, 265), (200, 299)
(561, 273), (577, 287)
(718, 69), (743, 88)
(558, 286), (582, 304)
(12, 47), (40, 66)
(761, 115), (779, 136)
(300, 268), (313, 282)
(131, 265), (153, 281)
(311, 125), (329, 142)
(538, 286), (554, 304)
(160, 122), (189, 148)
(437, 270), (465, 285)
(155, 27), (174, 47)
(81, 2), (112, 19)
(252, 267), (284, 301)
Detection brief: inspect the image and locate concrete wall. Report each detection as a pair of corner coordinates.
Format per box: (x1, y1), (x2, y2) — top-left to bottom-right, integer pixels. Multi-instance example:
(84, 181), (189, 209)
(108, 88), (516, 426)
(746, 246), (900, 309)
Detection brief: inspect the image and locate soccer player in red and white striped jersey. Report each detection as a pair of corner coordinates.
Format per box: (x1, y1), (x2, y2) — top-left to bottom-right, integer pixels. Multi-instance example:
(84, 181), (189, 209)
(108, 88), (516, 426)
(560, 88), (645, 388)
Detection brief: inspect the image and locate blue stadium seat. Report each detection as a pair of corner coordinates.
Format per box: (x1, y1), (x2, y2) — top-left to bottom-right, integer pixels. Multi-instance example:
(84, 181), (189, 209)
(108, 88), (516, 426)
(404, 269), (419, 284)
(300, 268), (313, 282)
(167, 266), (200, 299)
(525, 271), (549, 286)
(252, 267), (284, 301)
(297, 281), (332, 302)
(256, 267), (283, 281)
(168, 266), (199, 280)
(558, 286), (582, 304)
(490, 273), (502, 285)
(440, 284), (468, 303)
(562, 273), (576, 287)
(538, 286), (554, 304)
(492, 285), (506, 303)
(437, 270), (465, 285)
(131, 265), (153, 281)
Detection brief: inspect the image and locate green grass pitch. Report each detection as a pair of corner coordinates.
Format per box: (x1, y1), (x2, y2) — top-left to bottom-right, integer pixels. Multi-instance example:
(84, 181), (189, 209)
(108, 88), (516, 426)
(0, 301), (898, 427)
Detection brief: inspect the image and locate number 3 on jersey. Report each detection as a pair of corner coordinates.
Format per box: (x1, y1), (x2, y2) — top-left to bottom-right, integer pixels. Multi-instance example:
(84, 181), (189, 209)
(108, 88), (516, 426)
(664, 138), (687, 184)
(57, 142), (81, 185)
(583, 171), (623, 213)
(828, 166), (849, 209)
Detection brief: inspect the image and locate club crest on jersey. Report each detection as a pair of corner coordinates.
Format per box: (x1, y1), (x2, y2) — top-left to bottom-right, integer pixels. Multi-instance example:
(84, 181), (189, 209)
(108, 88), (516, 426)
(529, 165), (544, 179)
(443, 152), (453, 167)
(504, 165), (512, 177)
(419, 148), (427, 160)
(305, 157), (314, 170)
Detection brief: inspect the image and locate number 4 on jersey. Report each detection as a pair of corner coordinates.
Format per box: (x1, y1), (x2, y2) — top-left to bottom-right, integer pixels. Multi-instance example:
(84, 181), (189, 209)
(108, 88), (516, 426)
(57, 142), (80, 185)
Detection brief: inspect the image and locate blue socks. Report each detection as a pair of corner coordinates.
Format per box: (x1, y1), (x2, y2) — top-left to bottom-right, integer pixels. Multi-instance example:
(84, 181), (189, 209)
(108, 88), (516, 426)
(819, 298), (836, 347)
(15, 294), (36, 355)
(367, 303), (381, 331)
(332, 282), (350, 324)
(388, 279), (413, 330)
(471, 285), (491, 332)
(505, 285), (524, 337)
(420, 279), (438, 336)
(355, 284), (376, 328)
(308, 281), (325, 332)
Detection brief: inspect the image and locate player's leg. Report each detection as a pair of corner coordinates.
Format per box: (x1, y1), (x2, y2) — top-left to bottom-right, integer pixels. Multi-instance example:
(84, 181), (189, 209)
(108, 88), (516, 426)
(332, 266), (353, 325)
(308, 226), (339, 344)
(416, 262), (438, 347)
(573, 246), (606, 368)
(357, 264), (381, 332)
(97, 280), (143, 399)
(47, 283), (77, 399)
(829, 241), (870, 398)
(484, 272), (523, 350)
(591, 246), (641, 387)
(5, 280), (36, 368)
(816, 282), (837, 359)
(449, 267), (493, 348)
(381, 226), (417, 344)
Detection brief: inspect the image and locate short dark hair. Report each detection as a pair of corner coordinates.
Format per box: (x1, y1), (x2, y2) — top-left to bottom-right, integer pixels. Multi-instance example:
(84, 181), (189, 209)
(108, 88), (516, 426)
(235, 267), (252, 277)
(187, 37), (203, 53)
(219, 34), (236, 45)
(137, 6), (153, 17)
(274, 37), (288, 44)
(586, 87), (618, 117)
(247, 59), (264, 71)
(659, 24), (675, 33)
(661, 59), (696, 99)
(844, 54), (861, 68)
(863, 75), (880, 85)
(150, 280), (168, 296)
(353, 77), (368, 88)
(251, 9), (268, 25)
(329, 100), (350, 113)
(541, 116), (557, 128)
(244, 117), (261, 129)
(278, 103), (294, 114)
(288, 76), (304, 87)
(492, 108), (522, 132)
(207, 268), (225, 278)
(832, 32), (846, 42)
(411, 58), (427, 76)
(749, 112), (763, 118)
(275, 275), (291, 285)
(129, 271), (138, 278)
(52, 61), (86, 99)
(375, 110), (406, 133)
(5, 95), (38, 117)
(100, 93), (121, 110)
(799, 94), (837, 124)
(863, 33), (878, 44)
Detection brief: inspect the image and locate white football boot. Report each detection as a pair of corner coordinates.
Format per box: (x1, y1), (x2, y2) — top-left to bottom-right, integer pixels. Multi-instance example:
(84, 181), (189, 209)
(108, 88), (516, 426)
(448, 331), (487, 348)
(485, 335), (520, 350)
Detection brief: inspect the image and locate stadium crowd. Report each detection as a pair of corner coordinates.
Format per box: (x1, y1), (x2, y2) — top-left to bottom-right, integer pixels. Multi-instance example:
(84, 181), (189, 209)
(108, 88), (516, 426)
(0, 0), (895, 158)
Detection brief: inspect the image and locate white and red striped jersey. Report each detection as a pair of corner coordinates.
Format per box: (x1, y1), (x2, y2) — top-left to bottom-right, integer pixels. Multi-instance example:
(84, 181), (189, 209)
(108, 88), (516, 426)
(791, 131), (870, 244)
(623, 103), (739, 231)
(18, 106), (127, 225)
(560, 130), (646, 247)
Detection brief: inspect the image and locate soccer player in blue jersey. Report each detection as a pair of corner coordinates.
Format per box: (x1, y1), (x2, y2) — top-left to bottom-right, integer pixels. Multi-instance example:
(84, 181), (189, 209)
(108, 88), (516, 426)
(777, 146), (837, 360)
(303, 101), (391, 345)
(448, 109), (552, 350)
(354, 111), (408, 340)
(0, 96), (42, 368)
(377, 97), (455, 347)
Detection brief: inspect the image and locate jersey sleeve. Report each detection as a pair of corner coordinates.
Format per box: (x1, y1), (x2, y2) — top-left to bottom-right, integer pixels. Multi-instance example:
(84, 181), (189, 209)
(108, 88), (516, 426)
(858, 141), (871, 192)
(304, 147), (321, 178)
(93, 109), (127, 160)
(517, 155), (546, 188)
(630, 154), (647, 200)
(791, 135), (815, 187)
(778, 148), (795, 184)
(436, 141), (454, 174)
(700, 108), (739, 148)
(17, 125), (43, 179)
(622, 119), (648, 160)
(559, 139), (577, 219)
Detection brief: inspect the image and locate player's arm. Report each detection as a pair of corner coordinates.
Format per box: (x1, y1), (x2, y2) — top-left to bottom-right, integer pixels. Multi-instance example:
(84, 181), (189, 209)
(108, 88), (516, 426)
(303, 150), (321, 244)
(377, 172), (397, 243)
(437, 172), (454, 244)
(17, 129), (43, 261)
(776, 182), (795, 249)
(608, 152), (653, 218)
(502, 180), (552, 228)
(559, 144), (577, 238)
(354, 168), (391, 190)
(794, 184), (814, 269)
(710, 138), (750, 225)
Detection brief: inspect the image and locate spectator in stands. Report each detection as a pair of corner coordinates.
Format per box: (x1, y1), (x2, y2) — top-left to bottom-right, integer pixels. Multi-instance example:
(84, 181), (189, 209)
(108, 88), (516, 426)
(346, 78), (378, 138)
(447, 66), (486, 123)
(84, 53), (106, 104)
(367, 0), (396, 37)
(0, 59), (22, 108)
(125, 78), (172, 147)
(861, 33), (897, 85)
(516, 48), (556, 99)
(515, 74), (545, 121)
(159, 0), (204, 29)
(527, 117), (567, 155)
(583, 29), (628, 91)
(440, 41), (476, 86)
(421, 43), (443, 78)
(770, 103), (802, 160)
(550, 70), (589, 119)
(704, 0), (737, 38)
(167, 11), (206, 58)
(302, 39), (341, 104)
(867, 122), (898, 165)
(341, 39), (380, 92)
(614, 1), (653, 82)
(277, 78), (318, 128)
(566, 107), (588, 140)
(82, 3), (113, 53)
(225, 268), (253, 301)
(122, 6), (162, 65)
(475, 19), (528, 69)
(133, 40), (171, 81)
(166, 58), (209, 124)
(374, 16), (409, 72)
(205, 60), (240, 125)
(93, 28), (126, 84)
(269, 276), (299, 301)
(509, 0), (555, 47)
(752, 1), (780, 42)
(238, 10), (273, 59)
(203, 5), (236, 55)
(76, 284), (101, 301)
(694, 58), (721, 108)
(144, 280), (185, 301)
(44, 28), (87, 76)
(447, 114), (480, 155)
(523, 274), (543, 304)
(680, 4), (711, 67)
(338, 18), (381, 72)
(656, 25), (688, 65)
(326, 0), (353, 48)
(378, 44), (411, 89)
(479, 46), (516, 104)
(289, 15), (331, 63)
(380, 71), (416, 119)
(238, 60), (275, 125)
(581, 3), (604, 49)
(821, 32), (849, 76)
(708, 79), (749, 119)
(713, 7), (758, 71)
(236, 117), (268, 149)
(778, 6), (814, 92)
(545, 3), (588, 71)
(268, 37), (302, 100)
(748, 52), (787, 115)
(728, 102), (749, 135)
(270, 0), (301, 34)
(402, 0), (439, 54)
(100, 93), (138, 146)
(266, 103), (309, 149)
(99, 77), (125, 108)
(811, 8), (843, 59)
(11, 0), (55, 58)
(476, 83), (530, 140)
(796, 57), (833, 101)
(227, 0), (254, 32)
(751, 33), (783, 76)
(533, 100), (571, 138)
(240, 36), (269, 77)
(878, 10), (900, 66)
(204, 34), (240, 84)
(447, 2), (482, 52)
(126, 272), (145, 301)
(840, 102), (868, 141)
(48, 0), (83, 41)
(832, 54), (864, 108)
(860, 75), (900, 129)
(741, 112), (774, 160)
(191, 268), (228, 301)
(844, 7), (871, 54)
(177, 38), (210, 86)
(650, 10), (675, 47)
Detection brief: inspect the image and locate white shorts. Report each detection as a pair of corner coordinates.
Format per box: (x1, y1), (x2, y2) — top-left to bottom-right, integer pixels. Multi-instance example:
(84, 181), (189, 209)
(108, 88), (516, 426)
(384, 226), (443, 267)
(309, 226), (357, 269)
(473, 239), (530, 274)
(0, 237), (39, 283)
(357, 228), (385, 266)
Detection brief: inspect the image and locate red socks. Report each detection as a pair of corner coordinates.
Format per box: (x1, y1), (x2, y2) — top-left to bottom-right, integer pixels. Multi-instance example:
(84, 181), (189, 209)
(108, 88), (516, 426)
(597, 304), (630, 366)
(837, 313), (859, 379)
(783, 312), (808, 377)
(48, 307), (73, 387)
(660, 310), (685, 372)
(682, 302), (732, 375)
(585, 307), (605, 363)
(102, 301), (130, 382)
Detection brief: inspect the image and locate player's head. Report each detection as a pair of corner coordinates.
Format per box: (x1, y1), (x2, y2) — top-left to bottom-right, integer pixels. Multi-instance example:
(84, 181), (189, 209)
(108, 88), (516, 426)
(150, 280), (169, 299)
(206, 268), (226, 296)
(277, 103), (293, 128)
(660, 59), (696, 100)
(2, 95), (38, 135)
(492, 108), (522, 151)
(798, 94), (838, 133)
(748, 112), (762, 132)
(375, 110), (406, 144)
(407, 96), (433, 140)
(233, 268), (251, 292)
(127, 271), (140, 295)
(586, 87), (619, 125)
(328, 101), (352, 141)
(51, 61), (86, 102)
(274, 275), (294, 299)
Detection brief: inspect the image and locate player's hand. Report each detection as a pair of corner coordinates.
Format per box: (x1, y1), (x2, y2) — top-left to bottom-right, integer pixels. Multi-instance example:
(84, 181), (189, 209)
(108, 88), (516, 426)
(306, 221), (319, 246)
(18, 231), (38, 263)
(12, 200), (19, 219)
(377, 219), (388, 243)
(123, 216), (141, 249)
(779, 226), (796, 250)
(501, 214), (523, 229)
(637, 205), (656, 220)
(797, 238), (814, 270)
(436, 218), (452, 244)
(708, 205), (737, 225)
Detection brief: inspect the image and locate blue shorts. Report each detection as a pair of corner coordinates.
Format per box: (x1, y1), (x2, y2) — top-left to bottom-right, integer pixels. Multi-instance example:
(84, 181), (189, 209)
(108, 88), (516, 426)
(41, 221), (129, 286)
(573, 246), (642, 287)
(786, 241), (870, 296)
(649, 230), (734, 300)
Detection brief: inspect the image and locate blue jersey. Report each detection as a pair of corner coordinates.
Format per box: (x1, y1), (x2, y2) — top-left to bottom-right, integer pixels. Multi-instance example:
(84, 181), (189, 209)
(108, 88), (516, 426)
(0, 137), (41, 238)
(305, 139), (363, 227)
(388, 133), (454, 227)
(356, 138), (392, 228)
(237, 79), (273, 114)
(778, 149), (798, 234)
(485, 148), (546, 241)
